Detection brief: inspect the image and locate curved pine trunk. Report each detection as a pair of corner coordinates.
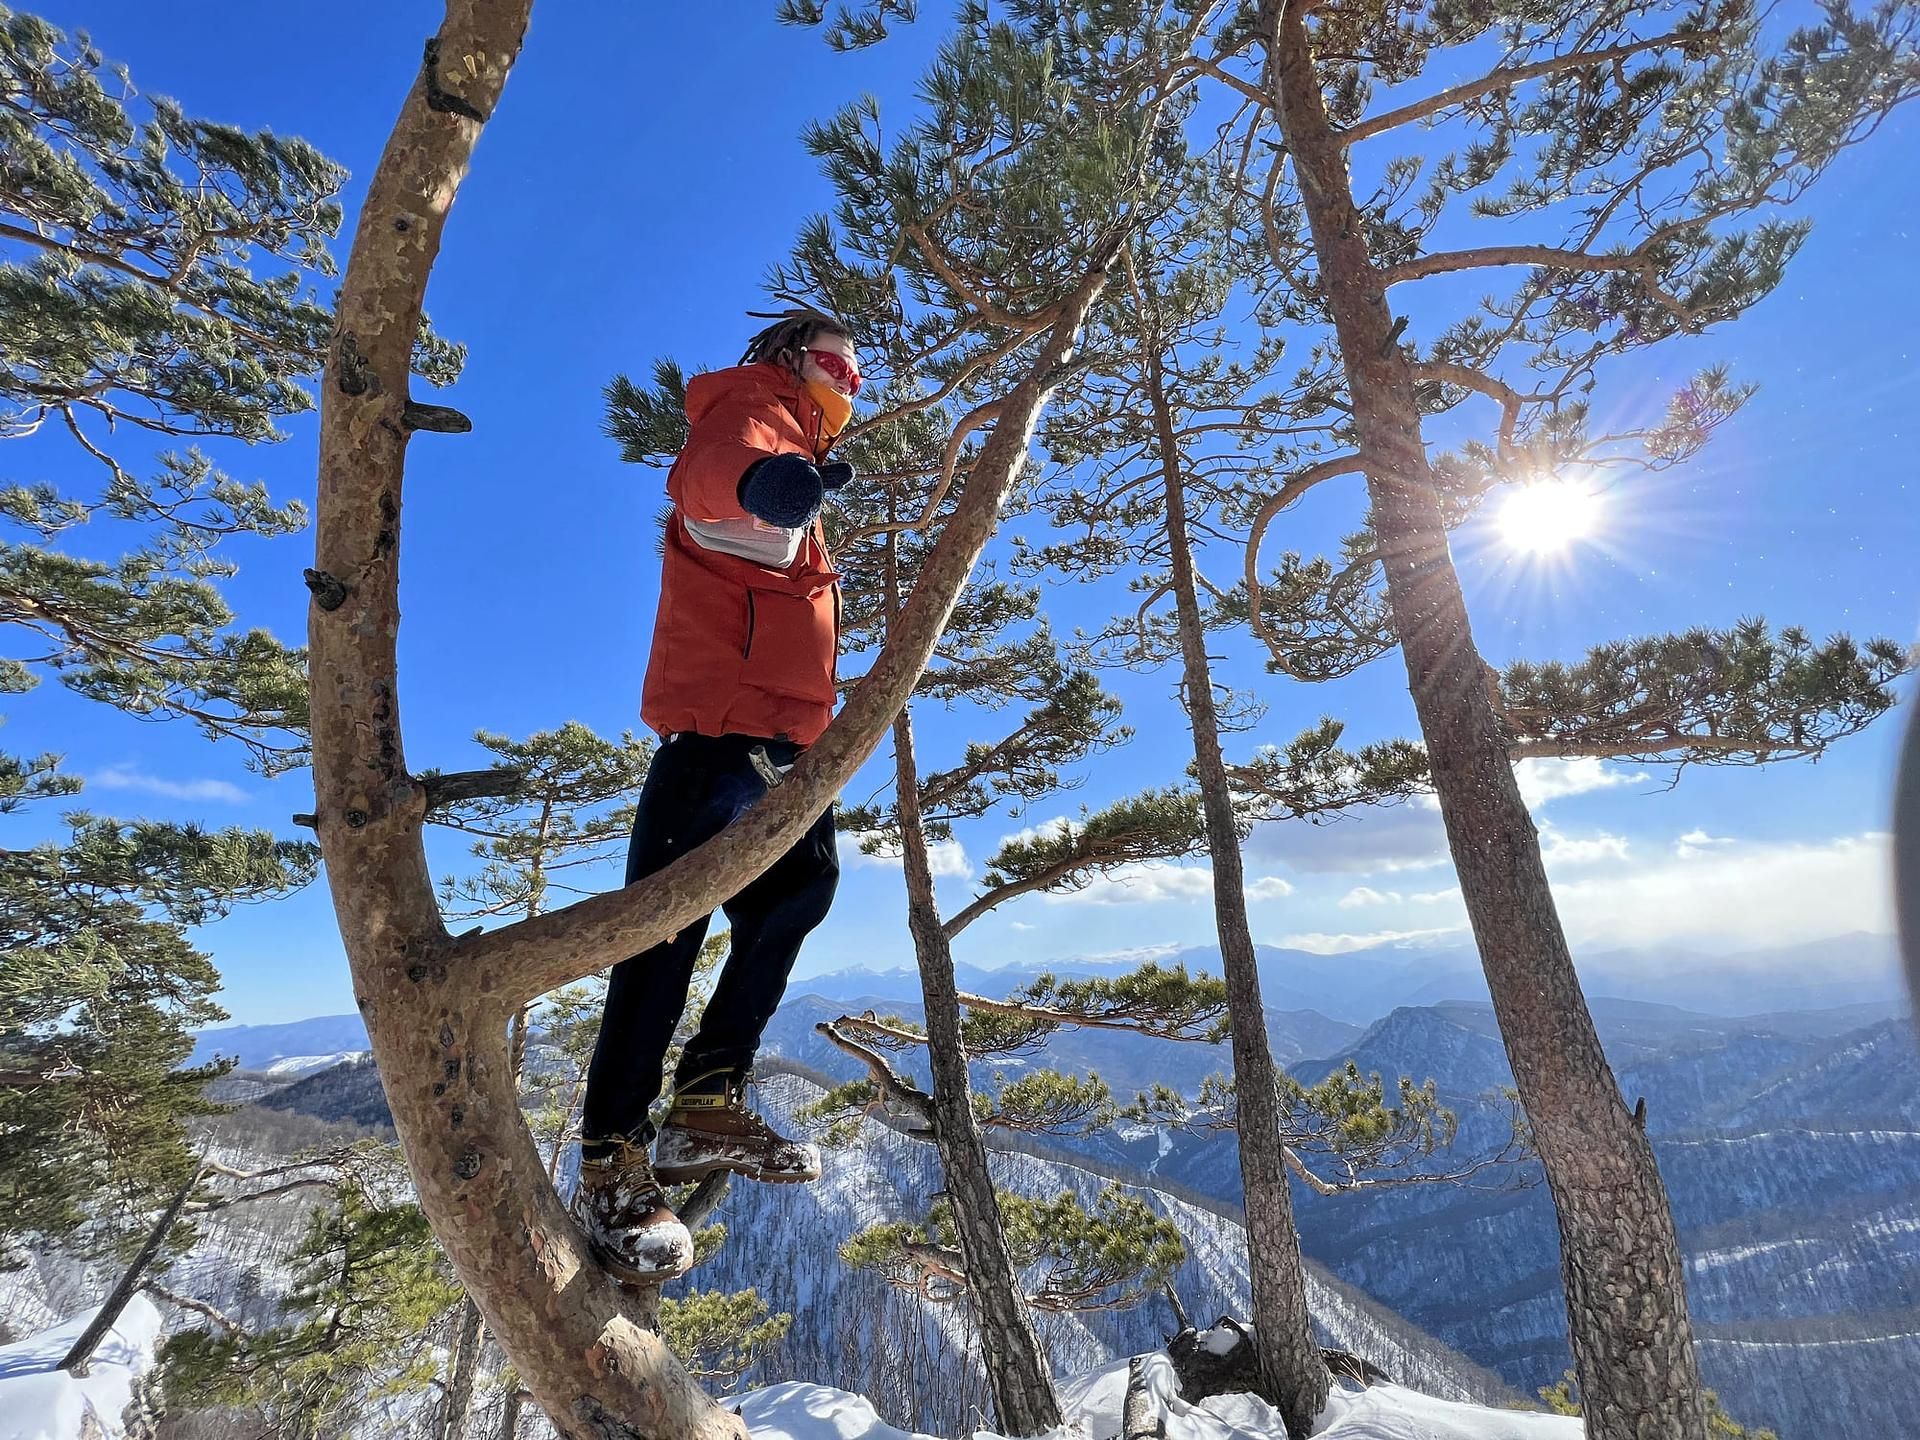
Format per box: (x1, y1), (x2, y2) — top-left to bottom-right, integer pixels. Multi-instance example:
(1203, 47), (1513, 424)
(304, 8), (1113, 1428)
(1260, 5), (1708, 1436)
(1149, 357), (1329, 1439)
(891, 711), (1062, 1435)
(304, 10), (739, 1433)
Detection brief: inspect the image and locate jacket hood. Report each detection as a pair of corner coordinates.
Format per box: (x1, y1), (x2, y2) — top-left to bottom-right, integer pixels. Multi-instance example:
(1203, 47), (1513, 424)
(684, 363), (802, 428)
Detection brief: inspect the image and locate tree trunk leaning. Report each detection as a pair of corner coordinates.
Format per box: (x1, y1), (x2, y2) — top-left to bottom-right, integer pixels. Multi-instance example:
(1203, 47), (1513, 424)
(892, 711), (1063, 1435)
(59, 1166), (202, 1377)
(1149, 355), (1329, 1439)
(1260, 5), (1708, 1436)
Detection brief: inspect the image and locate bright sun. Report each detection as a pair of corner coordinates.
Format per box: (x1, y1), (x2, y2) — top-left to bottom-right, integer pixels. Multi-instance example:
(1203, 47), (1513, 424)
(1498, 479), (1601, 554)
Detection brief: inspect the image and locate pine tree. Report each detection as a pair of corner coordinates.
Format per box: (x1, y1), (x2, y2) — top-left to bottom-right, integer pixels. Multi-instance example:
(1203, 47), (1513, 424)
(997, 131), (1431, 1427)
(842, 1185), (1187, 1316)
(1, 3), (461, 768)
(159, 1151), (464, 1438)
(431, 721), (654, 1062)
(1, 3), (462, 1262)
(867, 569), (1118, 1427)
(0, 805), (319, 1260)
(847, 582), (1169, 1427)
(1204, 3), (1920, 1433)
(809, 958), (1222, 1306)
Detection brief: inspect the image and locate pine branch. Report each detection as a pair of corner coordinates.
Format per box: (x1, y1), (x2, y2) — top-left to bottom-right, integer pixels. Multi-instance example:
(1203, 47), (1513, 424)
(0, 219), (282, 351)
(144, 1280), (247, 1337)
(1381, 245), (1700, 331)
(1339, 30), (1717, 147)
(1242, 455), (1367, 678)
(814, 1020), (935, 1133)
(1412, 364), (1526, 463)
(846, 401), (1003, 545)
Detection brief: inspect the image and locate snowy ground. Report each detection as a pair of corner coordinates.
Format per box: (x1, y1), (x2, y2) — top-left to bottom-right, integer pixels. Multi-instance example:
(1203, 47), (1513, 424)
(0, 1296), (160, 1440)
(738, 1338), (1583, 1440)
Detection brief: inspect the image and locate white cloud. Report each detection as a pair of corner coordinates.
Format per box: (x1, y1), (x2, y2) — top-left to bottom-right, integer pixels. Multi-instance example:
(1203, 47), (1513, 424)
(1078, 943), (1184, 965)
(996, 815), (1076, 849)
(1339, 886), (1401, 908)
(1674, 828), (1735, 859)
(92, 765), (248, 805)
(848, 835), (973, 879)
(1041, 862), (1214, 907)
(1549, 831), (1893, 952)
(1276, 925), (1469, 955)
(1515, 758), (1646, 809)
(1244, 876), (1295, 901)
(1009, 921), (1036, 932)
(1539, 824), (1632, 869)
(1247, 797), (1450, 876)
(1249, 759), (1652, 881)
(1408, 886), (1462, 906)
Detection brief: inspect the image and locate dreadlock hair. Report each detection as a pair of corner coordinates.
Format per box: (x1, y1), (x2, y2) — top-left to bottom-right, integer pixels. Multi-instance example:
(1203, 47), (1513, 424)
(740, 308), (851, 374)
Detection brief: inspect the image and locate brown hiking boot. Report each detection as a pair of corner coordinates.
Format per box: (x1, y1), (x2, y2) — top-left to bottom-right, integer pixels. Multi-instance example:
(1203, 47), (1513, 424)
(654, 1069), (821, 1184)
(568, 1141), (694, 1285)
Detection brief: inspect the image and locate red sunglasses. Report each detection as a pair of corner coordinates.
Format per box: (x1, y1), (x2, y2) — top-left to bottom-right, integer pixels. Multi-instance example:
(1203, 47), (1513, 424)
(803, 348), (862, 396)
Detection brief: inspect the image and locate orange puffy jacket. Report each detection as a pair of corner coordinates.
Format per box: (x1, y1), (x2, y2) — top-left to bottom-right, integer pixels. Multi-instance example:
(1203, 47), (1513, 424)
(640, 363), (843, 746)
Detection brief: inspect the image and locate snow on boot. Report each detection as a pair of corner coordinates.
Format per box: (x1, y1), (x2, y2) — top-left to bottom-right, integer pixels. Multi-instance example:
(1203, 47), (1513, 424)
(568, 1142), (694, 1285)
(654, 1069), (821, 1184)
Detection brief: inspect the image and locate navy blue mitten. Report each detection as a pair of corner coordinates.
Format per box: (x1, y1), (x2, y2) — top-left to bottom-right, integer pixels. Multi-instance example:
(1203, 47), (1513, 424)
(820, 460), (856, 490)
(739, 453), (824, 528)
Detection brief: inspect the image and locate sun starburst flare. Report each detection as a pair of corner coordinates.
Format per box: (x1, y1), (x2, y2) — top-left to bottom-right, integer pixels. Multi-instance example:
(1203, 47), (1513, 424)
(1498, 478), (1604, 555)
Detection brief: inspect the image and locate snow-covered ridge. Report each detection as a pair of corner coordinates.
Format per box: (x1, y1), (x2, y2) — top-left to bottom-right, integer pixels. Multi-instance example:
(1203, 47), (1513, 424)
(0, 1296), (161, 1440)
(688, 1071), (1518, 1433)
(262, 1050), (370, 1077)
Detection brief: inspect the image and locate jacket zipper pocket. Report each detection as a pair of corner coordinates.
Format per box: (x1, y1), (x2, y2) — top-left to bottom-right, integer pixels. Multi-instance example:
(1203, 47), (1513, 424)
(743, 591), (756, 659)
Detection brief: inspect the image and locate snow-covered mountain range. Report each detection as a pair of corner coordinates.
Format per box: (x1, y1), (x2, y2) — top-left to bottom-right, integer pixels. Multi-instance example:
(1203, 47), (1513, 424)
(159, 930), (1919, 1439)
(1002, 998), (1920, 1440)
(184, 933), (1906, 1073)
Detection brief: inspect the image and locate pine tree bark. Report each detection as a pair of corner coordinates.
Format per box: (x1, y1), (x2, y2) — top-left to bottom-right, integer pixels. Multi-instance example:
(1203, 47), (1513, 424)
(1258, 4), (1708, 1435)
(890, 709), (1063, 1435)
(305, 7), (1113, 1432)
(1147, 355), (1329, 1439)
(438, 1299), (485, 1440)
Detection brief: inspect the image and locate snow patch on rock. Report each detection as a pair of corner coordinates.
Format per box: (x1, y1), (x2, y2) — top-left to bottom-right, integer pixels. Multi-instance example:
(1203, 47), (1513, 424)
(1197, 1325), (1242, 1357)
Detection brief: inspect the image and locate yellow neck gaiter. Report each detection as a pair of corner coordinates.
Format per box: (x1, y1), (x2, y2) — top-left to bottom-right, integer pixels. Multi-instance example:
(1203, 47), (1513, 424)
(804, 378), (854, 443)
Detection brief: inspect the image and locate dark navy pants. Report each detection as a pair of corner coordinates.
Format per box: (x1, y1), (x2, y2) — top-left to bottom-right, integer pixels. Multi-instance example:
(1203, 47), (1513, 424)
(579, 732), (839, 1150)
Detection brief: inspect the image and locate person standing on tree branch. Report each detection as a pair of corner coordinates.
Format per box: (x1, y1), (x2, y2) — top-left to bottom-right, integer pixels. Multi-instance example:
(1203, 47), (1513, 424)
(571, 310), (860, 1284)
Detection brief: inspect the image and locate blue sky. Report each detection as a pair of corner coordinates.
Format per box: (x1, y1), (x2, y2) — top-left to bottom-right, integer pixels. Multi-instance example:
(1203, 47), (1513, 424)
(10, 2), (1917, 1024)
